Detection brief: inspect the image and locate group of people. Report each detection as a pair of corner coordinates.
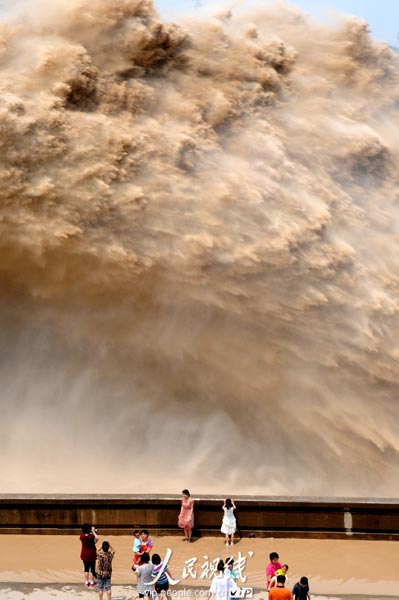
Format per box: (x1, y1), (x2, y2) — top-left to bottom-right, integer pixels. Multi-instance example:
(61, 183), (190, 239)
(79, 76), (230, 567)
(78, 491), (311, 600)
(266, 552), (310, 600)
(79, 524), (171, 599)
(178, 492), (311, 600)
(207, 558), (240, 600)
(79, 523), (115, 599)
(131, 530), (174, 599)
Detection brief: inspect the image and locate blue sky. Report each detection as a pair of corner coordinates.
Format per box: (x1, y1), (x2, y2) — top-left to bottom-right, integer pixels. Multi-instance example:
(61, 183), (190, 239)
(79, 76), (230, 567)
(154, 0), (399, 46)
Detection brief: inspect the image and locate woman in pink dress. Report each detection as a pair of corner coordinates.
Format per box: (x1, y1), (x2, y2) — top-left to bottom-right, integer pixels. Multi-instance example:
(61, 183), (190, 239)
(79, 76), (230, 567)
(178, 489), (194, 542)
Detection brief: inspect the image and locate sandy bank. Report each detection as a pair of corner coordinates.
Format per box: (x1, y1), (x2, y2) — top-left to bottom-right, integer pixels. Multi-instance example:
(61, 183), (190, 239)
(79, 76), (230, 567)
(0, 535), (397, 597)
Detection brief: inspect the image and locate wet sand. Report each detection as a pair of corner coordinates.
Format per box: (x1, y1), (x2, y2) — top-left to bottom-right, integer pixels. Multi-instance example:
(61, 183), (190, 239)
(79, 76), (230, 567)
(0, 535), (397, 598)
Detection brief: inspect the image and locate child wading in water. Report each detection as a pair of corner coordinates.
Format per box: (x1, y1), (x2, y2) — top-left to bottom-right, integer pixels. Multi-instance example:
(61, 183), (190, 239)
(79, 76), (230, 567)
(221, 498), (237, 546)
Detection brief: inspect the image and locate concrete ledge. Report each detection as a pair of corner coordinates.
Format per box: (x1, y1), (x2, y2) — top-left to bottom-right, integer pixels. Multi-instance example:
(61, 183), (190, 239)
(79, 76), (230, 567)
(0, 495), (398, 539)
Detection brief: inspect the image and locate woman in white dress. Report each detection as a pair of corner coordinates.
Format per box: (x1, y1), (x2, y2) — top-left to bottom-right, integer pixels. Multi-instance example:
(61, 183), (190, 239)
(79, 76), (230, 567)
(221, 498), (237, 546)
(207, 560), (237, 600)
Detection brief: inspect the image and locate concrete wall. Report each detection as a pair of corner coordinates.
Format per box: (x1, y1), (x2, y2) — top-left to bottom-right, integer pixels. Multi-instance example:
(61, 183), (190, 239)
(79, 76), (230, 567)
(0, 495), (398, 539)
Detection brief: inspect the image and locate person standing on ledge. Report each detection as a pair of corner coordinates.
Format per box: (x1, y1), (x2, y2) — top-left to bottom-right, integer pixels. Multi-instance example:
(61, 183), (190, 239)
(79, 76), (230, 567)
(178, 489), (195, 542)
(80, 523), (99, 588)
(221, 498), (237, 546)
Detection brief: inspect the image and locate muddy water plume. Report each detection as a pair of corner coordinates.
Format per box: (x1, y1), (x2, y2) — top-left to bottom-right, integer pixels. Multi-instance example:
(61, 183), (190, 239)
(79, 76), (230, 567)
(0, 0), (398, 495)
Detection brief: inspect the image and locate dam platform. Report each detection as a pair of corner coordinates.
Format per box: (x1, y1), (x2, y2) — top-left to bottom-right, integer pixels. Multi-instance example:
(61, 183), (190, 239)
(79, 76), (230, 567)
(0, 495), (398, 540)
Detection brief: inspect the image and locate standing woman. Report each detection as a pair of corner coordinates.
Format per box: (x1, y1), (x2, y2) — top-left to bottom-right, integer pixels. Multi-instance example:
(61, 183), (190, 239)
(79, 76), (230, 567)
(178, 489), (194, 542)
(80, 523), (99, 587)
(221, 498), (236, 546)
(207, 560), (237, 600)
